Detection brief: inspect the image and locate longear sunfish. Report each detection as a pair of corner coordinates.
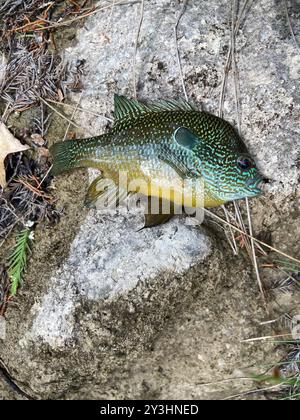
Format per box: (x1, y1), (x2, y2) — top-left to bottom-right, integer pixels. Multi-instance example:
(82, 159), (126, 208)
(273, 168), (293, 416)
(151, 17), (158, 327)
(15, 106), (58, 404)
(50, 95), (263, 226)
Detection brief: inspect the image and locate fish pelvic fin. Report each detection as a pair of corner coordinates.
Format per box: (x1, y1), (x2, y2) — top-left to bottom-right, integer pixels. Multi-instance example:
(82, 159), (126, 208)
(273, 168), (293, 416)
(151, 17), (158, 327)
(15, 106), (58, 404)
(140, 197), (175, 229)
(85, 175), (127, 209)
(142, 213), (173, 229)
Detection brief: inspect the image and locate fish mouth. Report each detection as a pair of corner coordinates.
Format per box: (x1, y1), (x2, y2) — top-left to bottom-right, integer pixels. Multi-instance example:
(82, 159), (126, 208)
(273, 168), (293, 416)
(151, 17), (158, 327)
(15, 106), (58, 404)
(245, 176), (265, 196)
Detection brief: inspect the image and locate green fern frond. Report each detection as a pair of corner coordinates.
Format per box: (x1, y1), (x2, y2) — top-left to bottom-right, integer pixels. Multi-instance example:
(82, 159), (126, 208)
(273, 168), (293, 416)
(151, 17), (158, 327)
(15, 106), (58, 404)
(8, 226), (33, 296)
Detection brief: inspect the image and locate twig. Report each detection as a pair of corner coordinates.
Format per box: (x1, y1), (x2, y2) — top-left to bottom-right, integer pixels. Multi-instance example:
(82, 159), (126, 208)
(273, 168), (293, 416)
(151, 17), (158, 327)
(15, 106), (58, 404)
(223, 383), (283, 400)
(242, 333), (294, 343)
(233, 200), (251, 256)
(174, 0), (189, 101)
(16, 178), (52, 200)
(246, 197), (266, 304)
(219, 0), (252, 118)
(0, 364), (33, 400)
(38, 96), (84, 131)
(221, 205), (238, 255)
(37, 164), (52, 189)
(30, 0), (141, 32)
(133, 0), (144, 98)
(231, 0), (242, 133)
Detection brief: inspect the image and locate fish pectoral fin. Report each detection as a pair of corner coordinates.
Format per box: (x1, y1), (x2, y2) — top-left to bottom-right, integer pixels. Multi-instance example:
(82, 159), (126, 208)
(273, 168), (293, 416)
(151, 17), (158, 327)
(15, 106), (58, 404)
(85, 175), (127, 209)
(158, 146), (199, 179)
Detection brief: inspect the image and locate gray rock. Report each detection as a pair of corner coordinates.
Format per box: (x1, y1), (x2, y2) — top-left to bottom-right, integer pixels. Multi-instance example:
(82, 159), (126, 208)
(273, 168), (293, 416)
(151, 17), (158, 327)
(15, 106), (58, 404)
(26, 211), (211, 349)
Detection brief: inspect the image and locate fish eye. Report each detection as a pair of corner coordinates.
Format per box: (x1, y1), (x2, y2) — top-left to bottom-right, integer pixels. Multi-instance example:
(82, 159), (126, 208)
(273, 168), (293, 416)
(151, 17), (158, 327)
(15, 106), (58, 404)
(237, 156), (253, 171)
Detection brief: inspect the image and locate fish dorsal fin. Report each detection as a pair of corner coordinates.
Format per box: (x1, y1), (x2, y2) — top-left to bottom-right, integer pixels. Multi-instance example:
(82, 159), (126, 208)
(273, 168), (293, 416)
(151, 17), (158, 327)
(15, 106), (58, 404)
(147, 98), (197, 113)
(114, 94), (197, 122)
(114, 94), (148, 121)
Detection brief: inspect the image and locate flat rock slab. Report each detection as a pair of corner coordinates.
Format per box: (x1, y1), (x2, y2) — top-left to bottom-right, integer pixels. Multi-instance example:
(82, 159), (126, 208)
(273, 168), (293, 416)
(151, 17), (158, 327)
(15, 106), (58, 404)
(26, 211), (211, 349)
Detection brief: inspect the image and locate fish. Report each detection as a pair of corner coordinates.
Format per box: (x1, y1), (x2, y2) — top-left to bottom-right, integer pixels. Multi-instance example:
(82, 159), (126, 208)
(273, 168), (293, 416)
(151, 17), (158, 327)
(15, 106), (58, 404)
(50, 94), (264, 227)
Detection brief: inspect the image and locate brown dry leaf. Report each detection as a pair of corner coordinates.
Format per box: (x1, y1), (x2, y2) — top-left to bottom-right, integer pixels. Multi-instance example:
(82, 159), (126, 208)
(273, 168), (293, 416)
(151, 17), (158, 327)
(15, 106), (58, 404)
(0, 122), (30, 188)
(36, 147), (50, 164)
(31, 133), (45, 146)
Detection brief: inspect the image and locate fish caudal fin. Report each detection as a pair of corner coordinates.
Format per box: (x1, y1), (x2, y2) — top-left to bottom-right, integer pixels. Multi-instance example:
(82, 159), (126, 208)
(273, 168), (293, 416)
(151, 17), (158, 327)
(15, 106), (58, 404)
(50, 140), (83, 176)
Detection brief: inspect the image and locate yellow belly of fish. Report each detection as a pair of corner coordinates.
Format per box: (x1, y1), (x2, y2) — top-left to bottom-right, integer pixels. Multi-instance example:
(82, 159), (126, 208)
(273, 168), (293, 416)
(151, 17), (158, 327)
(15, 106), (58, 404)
(106, 160), (225, 209)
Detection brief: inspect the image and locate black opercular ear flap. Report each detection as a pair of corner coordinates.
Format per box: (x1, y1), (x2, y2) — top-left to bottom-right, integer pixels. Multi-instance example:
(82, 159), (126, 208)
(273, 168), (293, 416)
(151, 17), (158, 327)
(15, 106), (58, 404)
(173, 127), (199, 151)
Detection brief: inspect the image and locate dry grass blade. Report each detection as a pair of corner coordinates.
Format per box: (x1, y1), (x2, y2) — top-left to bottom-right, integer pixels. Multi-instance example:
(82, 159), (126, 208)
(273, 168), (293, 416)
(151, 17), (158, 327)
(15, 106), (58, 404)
(284, 0), (300, 54)
(246, 197), (266, 304)
(27, 0), (141, 32)
(218, 1), (241, 256)
(218, 0), (265, 303)
(0, 48), (66, 113)
(46, 99), (113, 121)
(221, 204), (238, 255)
(204, 208), (300, 266)
(234, 1), (264, 304)
(38, 96), (87, 132)
(62, 96), (84, 141)
(133, 0), (144, 98)
(219, 0), (255, 111)
(231, 0), (242, 133)
(242, 333), (293, 343)
(174, 0), (189, 101)
(223, 383), (283, 400)
(233, 200), (252, 256)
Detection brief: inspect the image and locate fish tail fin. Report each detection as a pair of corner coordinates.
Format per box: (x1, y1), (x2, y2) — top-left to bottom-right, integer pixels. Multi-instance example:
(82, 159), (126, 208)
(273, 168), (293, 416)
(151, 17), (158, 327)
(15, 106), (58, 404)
(50, 139), (86, 176)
